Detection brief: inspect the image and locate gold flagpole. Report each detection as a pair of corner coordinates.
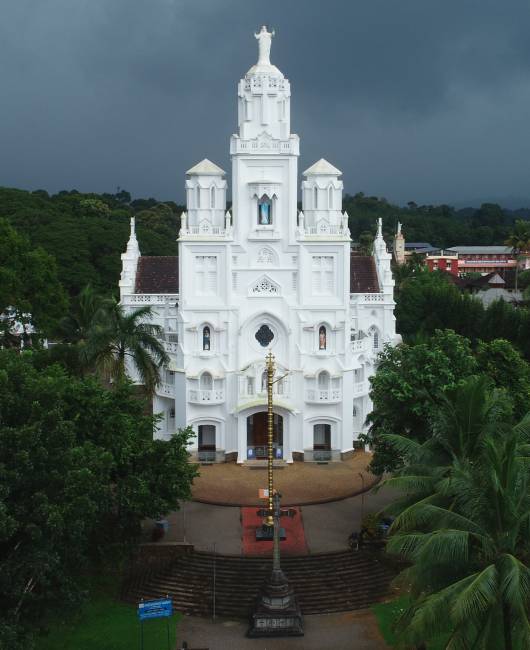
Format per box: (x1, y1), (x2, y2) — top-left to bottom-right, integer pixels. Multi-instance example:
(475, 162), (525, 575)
(266, 351), (275, 527)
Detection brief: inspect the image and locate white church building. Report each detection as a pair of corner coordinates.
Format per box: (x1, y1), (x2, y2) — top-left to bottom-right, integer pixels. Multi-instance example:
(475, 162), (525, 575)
(119, 27), (398, 464)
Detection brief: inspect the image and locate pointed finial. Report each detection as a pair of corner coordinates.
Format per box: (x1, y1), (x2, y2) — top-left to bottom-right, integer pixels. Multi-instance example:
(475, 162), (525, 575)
(254, 26), (275, 66)
(397, 221), (402, 235)
(376, 217), (383, 239)
(130, 216), (136, 236)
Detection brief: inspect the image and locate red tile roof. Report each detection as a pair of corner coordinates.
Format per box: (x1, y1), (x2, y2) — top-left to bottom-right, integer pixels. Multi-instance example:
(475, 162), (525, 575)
(135, 256), (179, 294)
(350, 254), (380, 293)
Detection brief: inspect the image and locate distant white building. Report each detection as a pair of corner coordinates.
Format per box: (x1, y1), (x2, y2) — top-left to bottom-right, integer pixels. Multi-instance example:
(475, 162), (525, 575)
(119, 27), (399, 463)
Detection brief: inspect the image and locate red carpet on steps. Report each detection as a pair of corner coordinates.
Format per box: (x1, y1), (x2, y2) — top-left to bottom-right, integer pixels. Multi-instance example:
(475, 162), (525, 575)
(241, 506), (309, 556)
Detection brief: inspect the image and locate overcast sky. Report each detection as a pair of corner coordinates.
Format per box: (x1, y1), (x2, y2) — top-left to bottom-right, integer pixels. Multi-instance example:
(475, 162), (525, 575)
(2, 0), (530, 206)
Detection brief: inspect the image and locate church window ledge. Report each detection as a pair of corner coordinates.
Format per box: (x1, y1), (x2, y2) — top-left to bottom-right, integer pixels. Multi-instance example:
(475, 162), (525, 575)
(188, 389), (225, 405)
(248, 227), (281, 241)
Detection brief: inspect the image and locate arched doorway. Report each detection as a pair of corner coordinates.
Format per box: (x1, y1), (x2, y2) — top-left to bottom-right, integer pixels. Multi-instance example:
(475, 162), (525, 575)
(247, 412), (283, 460)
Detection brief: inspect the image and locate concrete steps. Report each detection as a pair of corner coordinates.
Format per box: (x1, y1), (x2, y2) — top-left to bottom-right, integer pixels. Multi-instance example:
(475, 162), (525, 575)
(122, 550), (395, 617)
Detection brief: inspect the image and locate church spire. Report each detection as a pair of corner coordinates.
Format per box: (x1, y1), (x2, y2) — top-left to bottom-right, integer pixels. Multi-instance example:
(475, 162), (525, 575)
(126, 217), (139, 255)
(119, 217), (141, 298)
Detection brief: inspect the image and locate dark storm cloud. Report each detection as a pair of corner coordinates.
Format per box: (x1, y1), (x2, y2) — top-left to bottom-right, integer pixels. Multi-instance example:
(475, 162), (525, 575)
(1, 0), (530, 205)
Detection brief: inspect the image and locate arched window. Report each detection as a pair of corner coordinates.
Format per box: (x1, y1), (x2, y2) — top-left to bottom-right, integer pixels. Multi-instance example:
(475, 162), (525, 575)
(210, 186), (215, 209)
(318, 370), (330, 390)
(257, 195), (272, 225)
(313, 186), (318, 209)
(202, 326), (211, 351)
(200, 372), (213, 391)
(328, 185), (333, 209)
(369, 326), (380, 351)
(318, 325), (327, 350)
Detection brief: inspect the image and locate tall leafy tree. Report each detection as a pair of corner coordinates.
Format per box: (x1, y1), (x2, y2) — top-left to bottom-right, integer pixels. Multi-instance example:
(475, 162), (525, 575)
(365, 330), (477, 473)
(0, 350), (197, 648)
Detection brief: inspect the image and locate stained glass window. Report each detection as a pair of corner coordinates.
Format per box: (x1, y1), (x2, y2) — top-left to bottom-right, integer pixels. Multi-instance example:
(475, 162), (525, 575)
(255, 324), (274, 347)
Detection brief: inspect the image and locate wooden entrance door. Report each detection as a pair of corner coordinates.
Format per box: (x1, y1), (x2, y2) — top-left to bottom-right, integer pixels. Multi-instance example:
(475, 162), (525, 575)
(247, 413), (284, 459)
(252, 412), (268, 448)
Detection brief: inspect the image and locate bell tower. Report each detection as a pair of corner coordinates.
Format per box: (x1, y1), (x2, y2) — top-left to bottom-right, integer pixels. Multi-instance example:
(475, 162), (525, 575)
(230, 26), (300, 245)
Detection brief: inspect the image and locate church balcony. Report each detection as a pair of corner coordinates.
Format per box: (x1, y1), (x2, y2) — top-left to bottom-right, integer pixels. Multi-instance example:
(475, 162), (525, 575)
(157, 382), (175, 398)
(305, 388), (342, 404)
(298, 225), (350, 241)
(351, 338), (371, 354)
(353, 380), (369, 396)
(188, 389), (225, 405)
(179, 225), (232, 240)
(122, 293), (179, 306)
(164, 341), (179, 354)
(238, 383), (291, 402)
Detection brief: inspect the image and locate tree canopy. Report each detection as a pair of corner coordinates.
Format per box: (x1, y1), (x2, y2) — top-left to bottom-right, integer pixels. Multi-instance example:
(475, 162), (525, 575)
(0, 350), (197, 648)
(0, 218), (68, 344)
(365, 330), (530, 474)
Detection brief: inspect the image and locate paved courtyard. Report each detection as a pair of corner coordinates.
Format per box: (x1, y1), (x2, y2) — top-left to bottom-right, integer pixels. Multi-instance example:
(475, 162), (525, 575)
(176, 610), (390, 649)
(191, 452), (377, 506)
(155, 485), (396, 555)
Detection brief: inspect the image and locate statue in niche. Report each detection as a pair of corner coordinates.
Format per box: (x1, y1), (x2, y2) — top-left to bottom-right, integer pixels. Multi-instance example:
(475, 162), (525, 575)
(319, 325), (327, 350)
(255, 25), (275, 65)
(258, 196), (272, 225)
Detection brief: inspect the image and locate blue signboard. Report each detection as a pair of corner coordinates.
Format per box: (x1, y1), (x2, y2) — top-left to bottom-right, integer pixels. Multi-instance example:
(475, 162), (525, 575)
(137, 598), (173, 621)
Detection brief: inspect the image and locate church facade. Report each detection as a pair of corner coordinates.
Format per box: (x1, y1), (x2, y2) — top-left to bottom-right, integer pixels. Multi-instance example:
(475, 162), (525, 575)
(119, 27), (398, 463)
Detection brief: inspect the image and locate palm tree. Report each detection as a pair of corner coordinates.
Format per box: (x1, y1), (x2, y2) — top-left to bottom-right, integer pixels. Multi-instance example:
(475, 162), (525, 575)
(58, 284), (113, 373)
(378, 376), (508, 515)
(387, 424), (530, 649)
(378, 376), (530, 648)
(505, 220), (530, 294)
(86, 300), (169, 394)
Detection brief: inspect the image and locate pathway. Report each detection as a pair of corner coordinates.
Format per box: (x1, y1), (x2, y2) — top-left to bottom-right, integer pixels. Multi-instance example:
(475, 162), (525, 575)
(176, 610), (390, 649)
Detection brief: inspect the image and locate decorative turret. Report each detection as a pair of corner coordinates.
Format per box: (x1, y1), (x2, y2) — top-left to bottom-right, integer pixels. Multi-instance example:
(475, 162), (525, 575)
(373, 218), (394, 294)
(301, 159), (345, 235)
(119, 217), (140, 297)
(184, 159), (227, 235)
(393, 221), (406, 265)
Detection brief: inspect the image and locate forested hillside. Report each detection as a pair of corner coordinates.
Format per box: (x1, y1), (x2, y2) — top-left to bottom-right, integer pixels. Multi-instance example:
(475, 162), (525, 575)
(1, 186), (529, 297)
(344, 192), (530, 249)
(0, 188), (182, 296)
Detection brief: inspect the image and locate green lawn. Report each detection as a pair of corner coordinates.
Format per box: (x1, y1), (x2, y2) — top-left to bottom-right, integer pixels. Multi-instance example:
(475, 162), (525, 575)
(37, 578), (180, 650)
(373, 597), (448, 649)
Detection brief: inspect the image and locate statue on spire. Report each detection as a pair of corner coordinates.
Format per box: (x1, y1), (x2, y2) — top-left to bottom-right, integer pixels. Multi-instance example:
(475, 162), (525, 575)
(255, 25), (275, 66)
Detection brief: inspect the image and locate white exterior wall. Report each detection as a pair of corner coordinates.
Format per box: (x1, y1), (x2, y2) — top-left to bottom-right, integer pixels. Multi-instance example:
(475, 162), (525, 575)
(119, 29), (399, 462)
